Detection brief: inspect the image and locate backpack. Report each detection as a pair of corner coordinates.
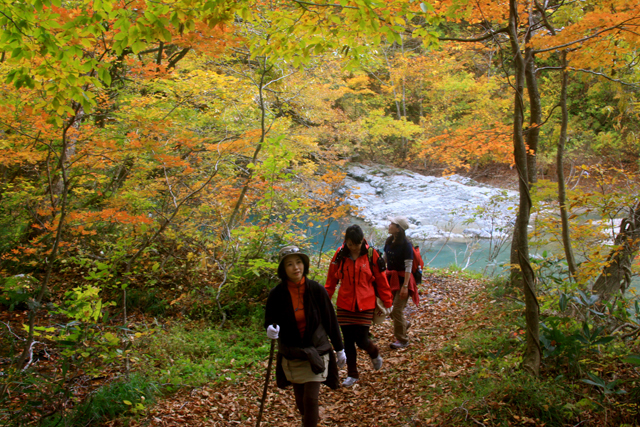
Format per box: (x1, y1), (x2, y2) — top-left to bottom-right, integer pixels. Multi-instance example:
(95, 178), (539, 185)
(336, 241), (385, 275)
(367, 246), (386, 274)
(411, 245), (424, 284)
(367, 245), (386, 301)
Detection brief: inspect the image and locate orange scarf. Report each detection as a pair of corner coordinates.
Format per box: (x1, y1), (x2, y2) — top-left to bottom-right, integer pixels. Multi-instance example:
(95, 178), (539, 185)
(287, 277), (306, 336)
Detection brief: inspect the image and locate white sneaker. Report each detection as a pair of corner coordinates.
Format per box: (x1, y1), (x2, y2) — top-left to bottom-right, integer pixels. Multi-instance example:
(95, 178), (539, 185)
(342, 376), (358, 387)
(371, 355), (383, 370)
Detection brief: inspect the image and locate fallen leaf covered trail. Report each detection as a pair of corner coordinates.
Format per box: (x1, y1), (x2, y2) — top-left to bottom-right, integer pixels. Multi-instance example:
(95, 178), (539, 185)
(132, 275), (487, 427)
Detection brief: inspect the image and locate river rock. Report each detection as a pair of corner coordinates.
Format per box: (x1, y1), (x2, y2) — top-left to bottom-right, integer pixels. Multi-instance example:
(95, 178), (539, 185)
(344, 164), (517, 241)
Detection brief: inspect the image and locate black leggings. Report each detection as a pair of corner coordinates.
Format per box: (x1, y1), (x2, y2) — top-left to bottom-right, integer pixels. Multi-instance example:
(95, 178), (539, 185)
(341, 324), (379, 379)
(292, 382), (321, 427)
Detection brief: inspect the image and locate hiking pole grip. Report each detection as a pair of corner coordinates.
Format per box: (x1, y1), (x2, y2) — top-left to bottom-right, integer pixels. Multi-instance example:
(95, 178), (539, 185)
(256, 324), (277, 427)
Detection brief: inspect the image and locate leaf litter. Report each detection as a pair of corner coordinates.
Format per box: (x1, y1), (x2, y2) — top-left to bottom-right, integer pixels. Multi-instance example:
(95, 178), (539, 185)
(120, 273), (486, 427)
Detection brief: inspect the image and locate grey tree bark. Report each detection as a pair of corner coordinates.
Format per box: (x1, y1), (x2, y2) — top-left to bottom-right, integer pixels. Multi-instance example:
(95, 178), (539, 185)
(15, 106), (80, 370)
(509, 14), (539, 287)
(557, 51), (578, 279)
(508, 0), (540, 376)
(593, 202), (640, 300)
(227, 56), (274, 230)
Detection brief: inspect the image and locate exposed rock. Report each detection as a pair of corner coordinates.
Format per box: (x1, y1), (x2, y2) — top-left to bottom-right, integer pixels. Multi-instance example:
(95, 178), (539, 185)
(344, 163), (517, 241)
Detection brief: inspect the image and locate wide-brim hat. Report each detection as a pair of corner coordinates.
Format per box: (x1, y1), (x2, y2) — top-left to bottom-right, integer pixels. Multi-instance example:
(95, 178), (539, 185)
(387, 216), (410, 231)
(278, 245), (310, 270)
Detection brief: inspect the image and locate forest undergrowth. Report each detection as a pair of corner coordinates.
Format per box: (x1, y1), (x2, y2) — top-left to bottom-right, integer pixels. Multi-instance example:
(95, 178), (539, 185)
(80, 271), (638, 427)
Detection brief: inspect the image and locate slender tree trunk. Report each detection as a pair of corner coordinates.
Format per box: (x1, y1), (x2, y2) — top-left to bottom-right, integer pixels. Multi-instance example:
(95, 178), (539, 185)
(316, 218), (333, 269)
(510, 24), (539, 287)
(15, 111), (78, 369)
(524, 47), (540, 184)
(508, 0), (540, 376)
(118, 162), (220, 374)
(383, 40), (408, 163)
(228, 58), (271, 230)
(557, 51), (578, 279)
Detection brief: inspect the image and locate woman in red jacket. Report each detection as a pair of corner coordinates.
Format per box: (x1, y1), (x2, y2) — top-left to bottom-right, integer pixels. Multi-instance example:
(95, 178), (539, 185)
(325, 224), (394, 387)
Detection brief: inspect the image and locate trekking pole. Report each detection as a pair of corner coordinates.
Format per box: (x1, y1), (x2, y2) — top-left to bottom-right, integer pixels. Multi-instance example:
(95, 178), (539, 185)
(256, 324), (277, 427)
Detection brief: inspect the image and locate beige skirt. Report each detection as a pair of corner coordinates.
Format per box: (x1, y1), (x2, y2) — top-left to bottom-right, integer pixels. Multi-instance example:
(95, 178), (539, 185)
(282, 353), (329, 384)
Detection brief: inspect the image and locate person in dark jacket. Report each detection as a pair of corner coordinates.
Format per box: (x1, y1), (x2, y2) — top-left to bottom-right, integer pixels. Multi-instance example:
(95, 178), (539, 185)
(325, 224), (393, 387)
(384, 216), (419, 349)
(265, 245), (346, 427)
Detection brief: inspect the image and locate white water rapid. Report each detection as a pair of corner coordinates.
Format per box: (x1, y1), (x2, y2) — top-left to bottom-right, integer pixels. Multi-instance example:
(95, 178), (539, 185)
(342, 164), (518, 242)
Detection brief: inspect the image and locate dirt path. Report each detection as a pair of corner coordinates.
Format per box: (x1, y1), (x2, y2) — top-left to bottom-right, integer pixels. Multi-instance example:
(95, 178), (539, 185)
(128, 274), (487, 427)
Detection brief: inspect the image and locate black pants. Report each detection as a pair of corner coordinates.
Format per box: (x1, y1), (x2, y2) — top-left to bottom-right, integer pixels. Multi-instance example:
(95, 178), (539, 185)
(292, 382), (321, 427)
(340, 324), (379, 379)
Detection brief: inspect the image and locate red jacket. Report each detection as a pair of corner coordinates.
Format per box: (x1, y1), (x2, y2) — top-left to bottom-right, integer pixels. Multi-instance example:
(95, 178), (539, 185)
(386, 270), (420, 306)
(325, 244), (393, 312)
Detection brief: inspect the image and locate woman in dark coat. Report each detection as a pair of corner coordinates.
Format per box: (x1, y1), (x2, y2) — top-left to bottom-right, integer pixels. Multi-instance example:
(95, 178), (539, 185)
(265, 245), (346, 427)
(384, 216), (419, 349)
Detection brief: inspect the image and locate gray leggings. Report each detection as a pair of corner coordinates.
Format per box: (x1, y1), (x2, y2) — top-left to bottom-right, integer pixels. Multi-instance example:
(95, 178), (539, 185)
(292, 381), (321, 427)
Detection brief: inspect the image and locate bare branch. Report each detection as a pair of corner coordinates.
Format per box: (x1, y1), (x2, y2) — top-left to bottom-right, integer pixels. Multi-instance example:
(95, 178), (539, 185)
(2, 321), (25, 341)
(536, 66), (563, 72)
(534, 65), (638, 86)
(263, 71), (298, 90)
(534, 20), (640, 54)
(0, 11), (32, 38)
(439, 27), (509, 42)
(291, 0), (358, 9)
(22, 340), (43, 371)
(571, 68), (640, 87)
(163, 166), (179, 208)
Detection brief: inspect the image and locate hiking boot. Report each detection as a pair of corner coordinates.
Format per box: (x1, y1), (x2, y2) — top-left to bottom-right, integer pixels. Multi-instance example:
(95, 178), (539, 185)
(390, 340), (409, 349)
(342, 376), (358, 387)
(371, 355), (383, 370)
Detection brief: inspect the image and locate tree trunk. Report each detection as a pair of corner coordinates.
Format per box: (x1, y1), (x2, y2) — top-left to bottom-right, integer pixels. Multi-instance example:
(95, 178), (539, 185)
(227, 57), (272, 230)
(510, 23), (539, 287)
(593, 202), (640, 300)
(16, 110), (78, 369)
(508, 0), (540, 376)
(383, 40), (409, 164)
(524, 47), (540, 185)
(557, 51), (578, 279)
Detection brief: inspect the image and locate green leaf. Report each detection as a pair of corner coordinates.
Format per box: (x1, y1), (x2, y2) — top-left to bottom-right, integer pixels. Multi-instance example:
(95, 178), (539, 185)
(623, 354), (640, 365)
(98, 67), (112, 87)
(131, 40), (146, 54)
(11, 47), (23, 60)
(584, 372), (606, 387)
(592, 336), (614, 345)
(113, 30), (127, 41)
(96, 262), (109, 271)
(581, 379), (603, 388)
(559, 293), (568, 312)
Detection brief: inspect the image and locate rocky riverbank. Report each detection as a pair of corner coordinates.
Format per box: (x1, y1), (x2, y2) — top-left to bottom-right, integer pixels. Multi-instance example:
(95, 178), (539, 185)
(342, 163), (518, 242)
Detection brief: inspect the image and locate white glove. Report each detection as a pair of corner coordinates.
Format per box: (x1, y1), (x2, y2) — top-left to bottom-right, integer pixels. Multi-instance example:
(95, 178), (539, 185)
(336, 349), (346, 369)
(384, 306), (393, 316)
(267, 324), (279, 340)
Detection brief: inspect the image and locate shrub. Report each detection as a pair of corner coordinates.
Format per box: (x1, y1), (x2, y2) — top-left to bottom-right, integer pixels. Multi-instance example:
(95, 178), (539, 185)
(40, 374), (158, 426)
(0, 274), (40, 310)
(133, 322), (270, 388)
